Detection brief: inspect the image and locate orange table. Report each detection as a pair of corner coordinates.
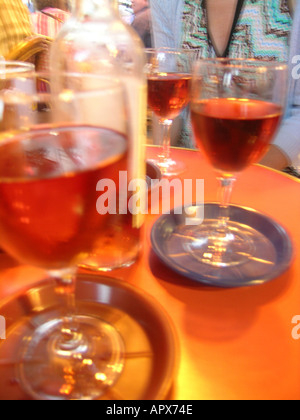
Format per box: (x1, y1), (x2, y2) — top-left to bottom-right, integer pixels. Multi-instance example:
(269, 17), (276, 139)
(0, 146), (300, 400)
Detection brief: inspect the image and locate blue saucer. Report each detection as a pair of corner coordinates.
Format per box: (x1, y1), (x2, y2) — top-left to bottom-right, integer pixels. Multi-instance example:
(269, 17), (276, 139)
(151, 203), (293, 288)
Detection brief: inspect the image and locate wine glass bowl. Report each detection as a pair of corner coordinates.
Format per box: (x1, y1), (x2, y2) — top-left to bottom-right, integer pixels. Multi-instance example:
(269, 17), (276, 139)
(189, 58), (287, 269)
(0, 126), (127, 270)
(145, 49), (192, 176)
(191, 97), (282, 174)
(147, 70), (190, 121)
(191, 59), (285, 175)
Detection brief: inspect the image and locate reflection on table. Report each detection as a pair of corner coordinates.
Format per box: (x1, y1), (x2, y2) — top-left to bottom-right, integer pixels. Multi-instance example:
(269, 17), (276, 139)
(0, 146), (299, 400)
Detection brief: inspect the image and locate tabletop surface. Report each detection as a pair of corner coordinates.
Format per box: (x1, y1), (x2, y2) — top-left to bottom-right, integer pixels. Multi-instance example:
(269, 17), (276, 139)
(0, 146), (299, 400)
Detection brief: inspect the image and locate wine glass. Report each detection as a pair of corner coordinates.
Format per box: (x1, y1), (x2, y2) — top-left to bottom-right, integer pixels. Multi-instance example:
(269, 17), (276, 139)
(189, 58), (287, 270)
(145, 49), (192, 176)
(0, 72), (128, 400)
(0, 61), (35, 133)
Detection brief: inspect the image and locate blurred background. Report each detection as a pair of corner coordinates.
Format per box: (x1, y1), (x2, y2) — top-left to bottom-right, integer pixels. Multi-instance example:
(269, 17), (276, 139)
(22, 0), (153, 48)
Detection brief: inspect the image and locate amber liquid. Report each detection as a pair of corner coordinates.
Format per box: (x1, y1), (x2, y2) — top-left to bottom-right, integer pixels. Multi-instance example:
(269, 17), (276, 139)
(191, 98), (282, 173)
(148, 73), (191, 120)
(0, 126), (128, 270)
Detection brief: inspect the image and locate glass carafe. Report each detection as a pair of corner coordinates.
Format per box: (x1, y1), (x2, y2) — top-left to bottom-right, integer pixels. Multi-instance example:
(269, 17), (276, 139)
(50, 0), (147, 271)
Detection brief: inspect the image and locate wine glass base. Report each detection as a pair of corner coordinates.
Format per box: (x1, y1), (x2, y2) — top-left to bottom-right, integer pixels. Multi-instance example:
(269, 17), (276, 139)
(18, 315), (124, 401)
(0, 275), (178, 400)
(148, 158), (186, 177)
(185, 220), (256, 268)
(151, 203), (293, 288)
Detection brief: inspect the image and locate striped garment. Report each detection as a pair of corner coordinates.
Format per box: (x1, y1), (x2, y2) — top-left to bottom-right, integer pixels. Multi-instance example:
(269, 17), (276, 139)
(30, 8), (70, 76)
(0, 0), (33, 58)
(182, 0), (293, 61)
(31, 8), (70, 39)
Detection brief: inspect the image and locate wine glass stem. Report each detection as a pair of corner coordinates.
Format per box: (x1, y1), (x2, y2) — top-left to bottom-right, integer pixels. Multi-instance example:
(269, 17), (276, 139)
(216, 176), (236, 235)
(50, 267), (81, 350)
(159, 118), (173, 165)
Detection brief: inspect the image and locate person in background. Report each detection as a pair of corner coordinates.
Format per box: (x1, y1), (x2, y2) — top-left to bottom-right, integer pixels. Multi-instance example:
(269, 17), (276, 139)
(0, 0), (33, 58)
(150, 0), (300, 173)
(131, 0), (152, 48)
(31, 0), (71, 39)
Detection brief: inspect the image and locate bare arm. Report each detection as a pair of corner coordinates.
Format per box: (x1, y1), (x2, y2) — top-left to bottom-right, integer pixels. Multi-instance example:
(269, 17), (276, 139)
(260, 1), (300, 171)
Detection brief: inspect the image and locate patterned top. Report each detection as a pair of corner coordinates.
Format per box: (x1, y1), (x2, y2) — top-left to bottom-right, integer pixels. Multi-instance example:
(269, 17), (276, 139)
(182, 0), (292, 61)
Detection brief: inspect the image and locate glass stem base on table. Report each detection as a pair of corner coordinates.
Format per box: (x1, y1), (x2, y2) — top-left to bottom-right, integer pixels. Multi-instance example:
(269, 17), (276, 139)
(19, 315), (125, 400)
(185, 176), (255, 268)
(185, 220), (256, 267)
(17, 269), (125, 401)
(151, 118), (185, 177)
